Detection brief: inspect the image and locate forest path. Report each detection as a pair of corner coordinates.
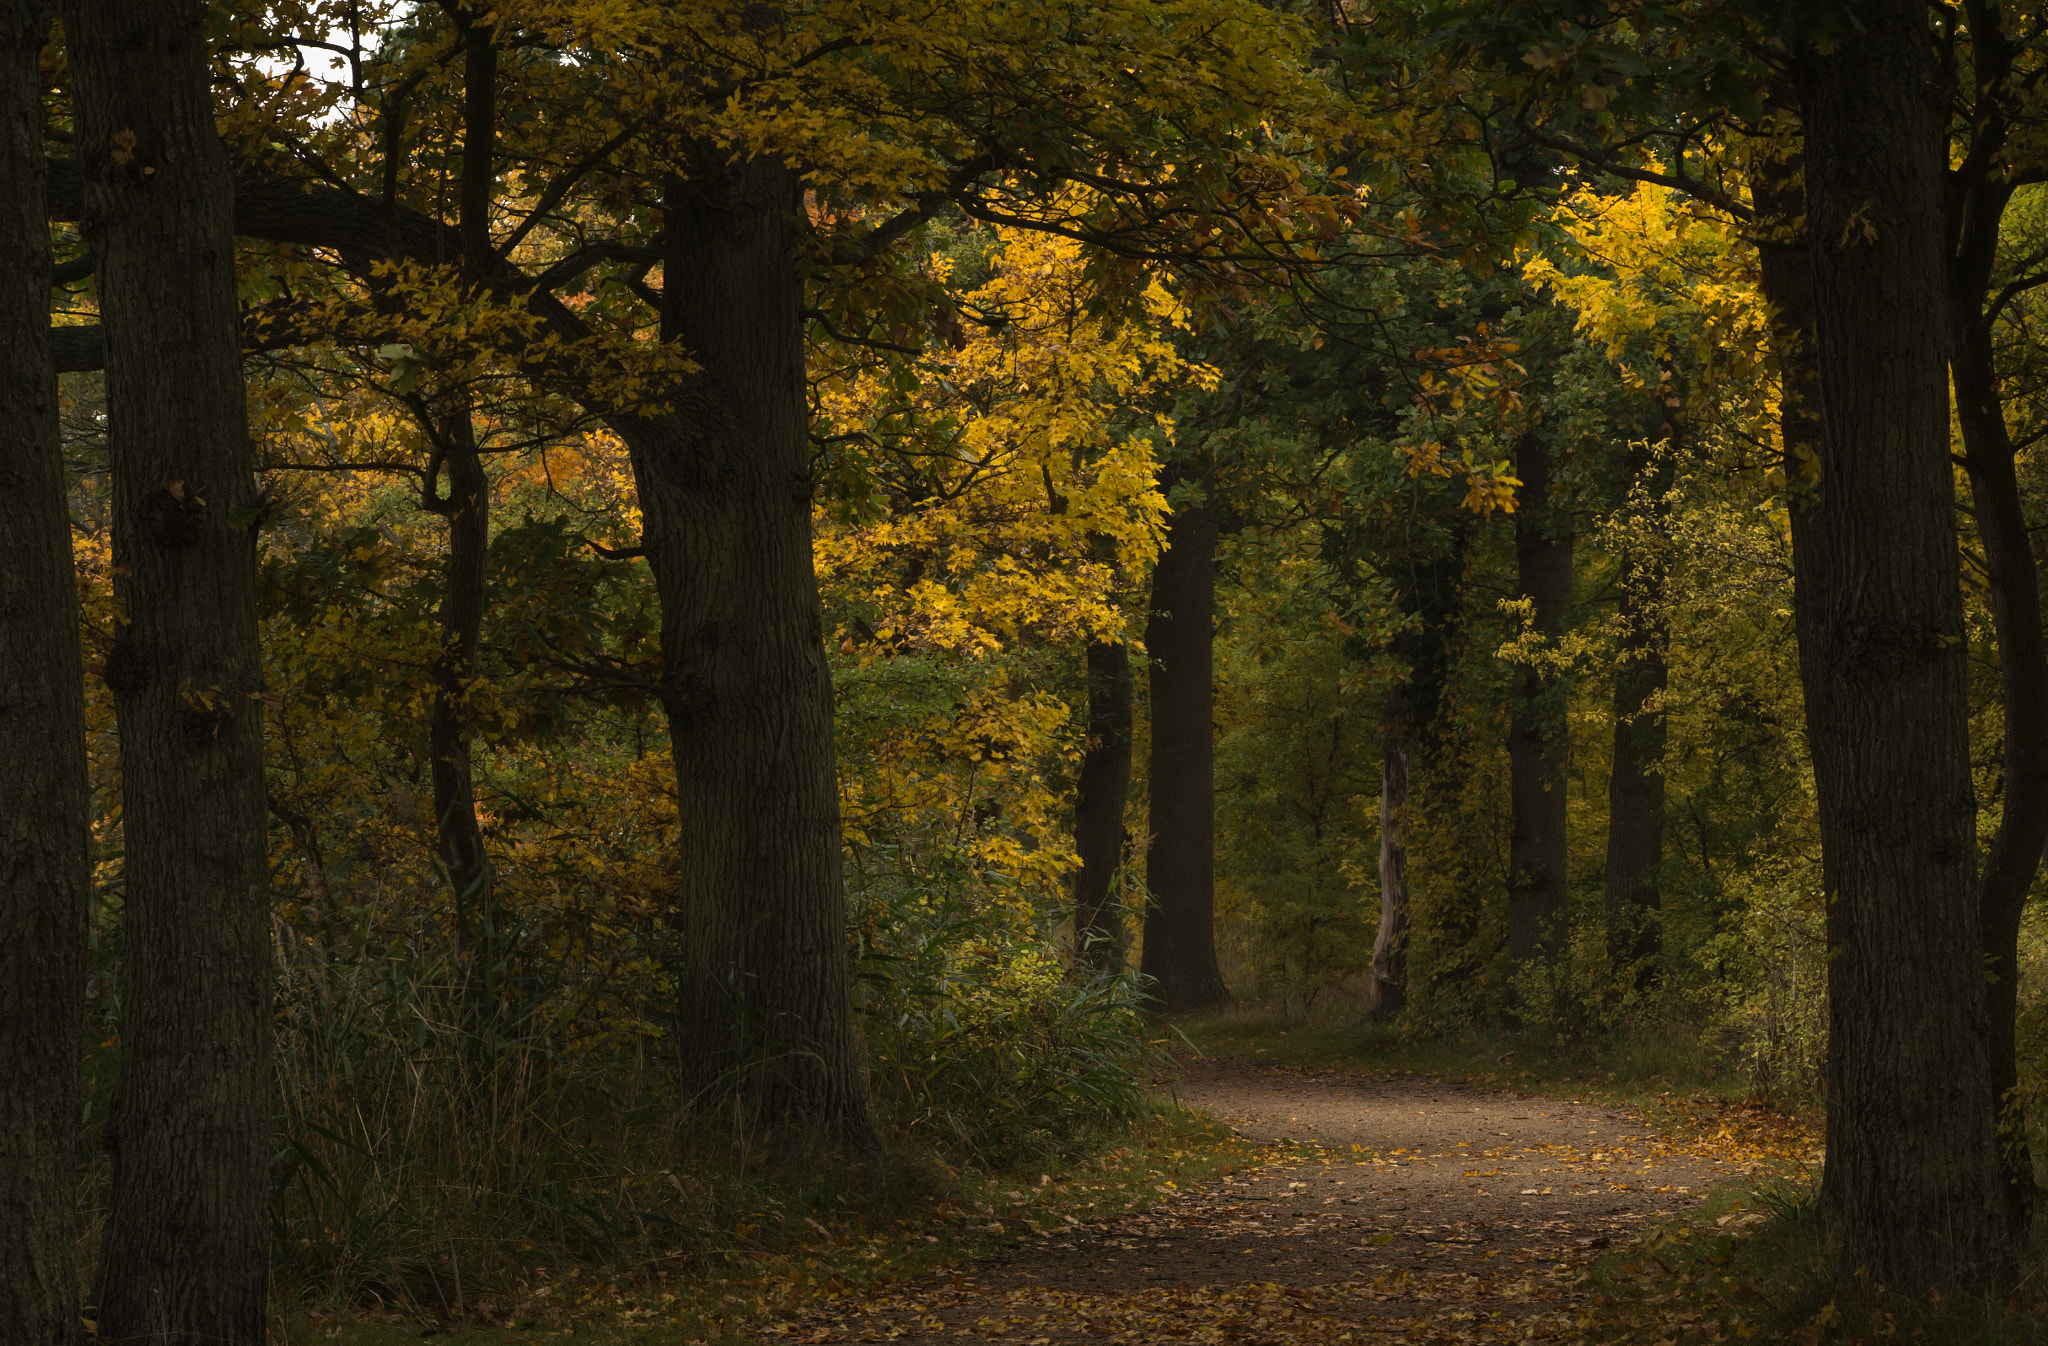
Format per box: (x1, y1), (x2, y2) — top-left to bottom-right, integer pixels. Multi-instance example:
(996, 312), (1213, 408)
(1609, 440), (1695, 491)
(768, 1058), (1751, 1344)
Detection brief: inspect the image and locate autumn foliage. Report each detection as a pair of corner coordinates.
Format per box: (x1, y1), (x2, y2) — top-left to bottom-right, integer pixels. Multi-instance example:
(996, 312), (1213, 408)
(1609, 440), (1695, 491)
(15, 4), (2048, 1346)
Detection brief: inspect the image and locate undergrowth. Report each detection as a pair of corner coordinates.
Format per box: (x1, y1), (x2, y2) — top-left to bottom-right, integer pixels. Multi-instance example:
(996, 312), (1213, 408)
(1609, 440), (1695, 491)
(233, 848), (1169, 1319)
(271, 1105), (1248, 1346)
(259, 990), (2048, 1346)
(1172, 999), (1757, 1117)
(1581, 1177), (2048, 1345)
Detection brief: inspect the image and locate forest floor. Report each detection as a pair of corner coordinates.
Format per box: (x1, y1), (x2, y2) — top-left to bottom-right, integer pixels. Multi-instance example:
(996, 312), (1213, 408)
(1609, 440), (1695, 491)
(290, 1037), (1826, 1346)
(746, 1055), (1815, 1345)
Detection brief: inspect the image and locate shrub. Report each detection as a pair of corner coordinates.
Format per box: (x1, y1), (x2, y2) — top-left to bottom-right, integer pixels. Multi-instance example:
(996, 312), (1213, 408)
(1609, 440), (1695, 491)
(851, 852), (1164, 1168)
(1720, 871), (1827, 1111)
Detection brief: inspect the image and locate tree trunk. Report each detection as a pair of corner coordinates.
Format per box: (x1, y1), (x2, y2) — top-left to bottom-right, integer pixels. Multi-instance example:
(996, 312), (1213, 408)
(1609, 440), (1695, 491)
(1368, 731), (1410, 1017)
(1139, 479), (1231, 1010)
(69, 3), (273, 1340)
(1073, 637), (1133, 972)
(1950, 330), (2044, 1234)
(427, 407), (496, 988)
(1372, 530), (1466, 1011)
(0, 5), (90, 1344)
(1602, 525), (1667, 973)
(1507, 427), (1572, 967)
(1945, 1), (2045, 1233)
(430, 14), (500, 1032)
(1795, 3), (2008, 1278)
(613, 158), (875, 1148)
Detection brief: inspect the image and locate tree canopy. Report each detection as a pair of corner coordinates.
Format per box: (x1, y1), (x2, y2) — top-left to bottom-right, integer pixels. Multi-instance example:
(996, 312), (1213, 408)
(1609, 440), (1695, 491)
(11, 3), (2048, 1343)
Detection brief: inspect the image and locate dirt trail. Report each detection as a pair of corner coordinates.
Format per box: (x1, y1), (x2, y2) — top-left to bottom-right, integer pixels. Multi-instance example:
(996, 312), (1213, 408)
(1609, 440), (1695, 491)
(770, 1059), (1744, 1343)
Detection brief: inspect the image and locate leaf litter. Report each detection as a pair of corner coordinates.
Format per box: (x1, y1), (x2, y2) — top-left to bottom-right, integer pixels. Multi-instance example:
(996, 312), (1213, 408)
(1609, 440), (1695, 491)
(742, 1058), (1819, 1344)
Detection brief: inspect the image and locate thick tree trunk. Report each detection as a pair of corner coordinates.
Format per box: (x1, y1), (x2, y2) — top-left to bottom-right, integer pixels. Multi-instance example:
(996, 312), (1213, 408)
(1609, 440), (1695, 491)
(1139, 480), (1231, 1010)
(0, 5), (90, 1345)
(1507, 428), (1572, 967)
(1073, 637), (1133, 971)
(1795, 4), (2008, 1278)
(1368, 731), (1410, 1016)
(1602, 537), (1667, 972)
(69, 3), (274, 1340)
(1945, 1), (2045, 1232)
(612, 158), (874, 1148)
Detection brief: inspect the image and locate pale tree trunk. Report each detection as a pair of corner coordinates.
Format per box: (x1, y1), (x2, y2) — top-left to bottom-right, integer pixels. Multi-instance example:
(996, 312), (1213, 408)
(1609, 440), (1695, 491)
(0, 4), (90, 1344)
(70, 2), (273, 1339)
(612, 157), (875, 1148)
(1795, 1), (2009, 1278)
(1139, 477), (1231, 1010)
(1073, 637), (1133, 972)
(1368, 731), (1410, 1016)
(1507, 428), (1572, 967)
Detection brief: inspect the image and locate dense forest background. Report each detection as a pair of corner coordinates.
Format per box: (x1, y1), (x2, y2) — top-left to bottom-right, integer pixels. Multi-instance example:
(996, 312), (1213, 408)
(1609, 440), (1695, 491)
(8, 1), (2048, 1342)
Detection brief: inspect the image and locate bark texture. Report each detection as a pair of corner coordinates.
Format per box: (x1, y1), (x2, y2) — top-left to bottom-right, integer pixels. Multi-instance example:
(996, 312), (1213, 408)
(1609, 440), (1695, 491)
(1795, 2), (2009, 1278)
(69, 4), (274, 1339)
(0, 5), (89, 1345)
(1602, 520), (1667, 971)
(1507, 427), (1572, 967)
(1073, 637), (1133, 971)
(1139, 481), (1231, 1010)
(1368, 733), (1410, 1017)
(623, 158), (874, 1147)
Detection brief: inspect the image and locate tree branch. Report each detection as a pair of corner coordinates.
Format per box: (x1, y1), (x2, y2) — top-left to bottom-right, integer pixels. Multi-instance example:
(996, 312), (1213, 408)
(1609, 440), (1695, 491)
(1516, 127), (1755, 222)
(495, 118), (645, 262)
(533, 241), (661, 292)
(1988, 269), (2048, 329)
